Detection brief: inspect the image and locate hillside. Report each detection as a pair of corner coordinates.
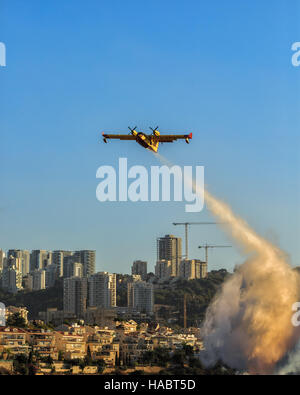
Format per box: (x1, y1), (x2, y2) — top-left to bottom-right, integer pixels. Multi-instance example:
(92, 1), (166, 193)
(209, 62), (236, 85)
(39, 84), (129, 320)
(0, 280), (63, 319)
(154, 269), (229, 327)
(0, 270), (229, 323)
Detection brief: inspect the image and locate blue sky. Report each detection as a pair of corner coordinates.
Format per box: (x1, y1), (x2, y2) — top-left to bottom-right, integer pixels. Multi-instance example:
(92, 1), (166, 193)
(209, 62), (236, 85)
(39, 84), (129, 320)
(0, 0), (299, 273)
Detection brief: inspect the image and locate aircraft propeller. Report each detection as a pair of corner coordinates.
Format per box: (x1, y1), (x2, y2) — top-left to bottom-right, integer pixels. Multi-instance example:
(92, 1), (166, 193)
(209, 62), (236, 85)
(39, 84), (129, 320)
(128, 126), (137, 135)
(150, 126), (160, 136)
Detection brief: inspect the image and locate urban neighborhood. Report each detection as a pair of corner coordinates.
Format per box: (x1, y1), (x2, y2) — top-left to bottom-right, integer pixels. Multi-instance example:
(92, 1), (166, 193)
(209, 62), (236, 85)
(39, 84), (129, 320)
(0, 235), (232, 375)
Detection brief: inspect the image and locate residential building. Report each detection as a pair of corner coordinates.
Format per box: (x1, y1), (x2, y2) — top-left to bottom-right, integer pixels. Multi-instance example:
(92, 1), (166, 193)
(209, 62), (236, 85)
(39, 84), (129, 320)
(64, 258), (83, 279)
(74, 250), (95, 277)
(155, 259), (177, 279)
(1, 265), (23, 293)
(7, 250), (30, 276)
(26, 329), (58, 360)
(0, 249), (5, 271)
(63, 277), (88, 318)
(52, 250), (73, 277)
(32, 269), (46, 290)
(0, 327), (29, 355)
(127, 281), (154, 314)
(195, 260), (207, 279)
(179, 259), (207, 280)
(45, 264), (58, 288)
(131, 260), (147, 280)
(157, 234), (182, 276)
(54, 330), (86, 360)
(5, 255), (22, 272)
(30, 250), (52, 272)
(22, 274), (33, 291)
(88, 272), (116, 309)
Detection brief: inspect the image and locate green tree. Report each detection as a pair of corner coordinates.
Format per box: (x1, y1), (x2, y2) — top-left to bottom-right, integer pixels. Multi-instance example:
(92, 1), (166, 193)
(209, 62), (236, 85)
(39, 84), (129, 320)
(171, 350), (185, 367)
(95, 359), (106, 374)
(6, 313), (27, 328)
(13, 354), (29, 375)
(182, 344), (194, 357)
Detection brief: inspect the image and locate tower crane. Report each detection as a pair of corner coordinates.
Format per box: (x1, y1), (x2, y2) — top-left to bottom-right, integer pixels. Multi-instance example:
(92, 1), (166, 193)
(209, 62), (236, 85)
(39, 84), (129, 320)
(173, 222), (221, 259)
(198, 244), (232, 264)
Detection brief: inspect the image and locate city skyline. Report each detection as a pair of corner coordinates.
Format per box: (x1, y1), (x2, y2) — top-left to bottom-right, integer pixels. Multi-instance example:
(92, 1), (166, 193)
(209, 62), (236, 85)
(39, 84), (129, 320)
(1, 0), (299, 275)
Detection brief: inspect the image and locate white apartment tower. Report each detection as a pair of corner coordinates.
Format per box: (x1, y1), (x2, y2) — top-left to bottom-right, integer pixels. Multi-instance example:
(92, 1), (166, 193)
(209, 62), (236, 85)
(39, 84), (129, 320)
(2, 266), (23, 293)
(127, 281), (154, 314)
(88, 272), (116, 308)
(0, 249), (5, 271)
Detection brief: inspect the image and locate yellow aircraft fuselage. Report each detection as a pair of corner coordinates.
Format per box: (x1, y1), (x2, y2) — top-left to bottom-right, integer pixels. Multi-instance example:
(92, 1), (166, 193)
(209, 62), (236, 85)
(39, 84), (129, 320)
(132, 131), (159, 153)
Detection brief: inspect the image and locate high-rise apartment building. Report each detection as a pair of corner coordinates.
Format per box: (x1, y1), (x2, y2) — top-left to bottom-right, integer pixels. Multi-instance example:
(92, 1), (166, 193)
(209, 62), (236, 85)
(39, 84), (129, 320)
(63, 277), (88, 318)
(127, 281), (154, 314)
(0, 249), (5, 271)
(32, 269), (46, 290)
(52, 250), (73, 277)
(22, 274), (33, 291)
(7, 250), (30, 276)
(64, 259), (83, 278)
(2, 265), (23, 293)
(179, 259), (207, 280)
(131, 260), (147, 280)
(157, 235), (182, 276)
(88, 272), (116, 308)
(74, 250), (95, 277)
(5, 255), (22, 272)
(195, 260), (207, 279)
(30, 250), (52, 272)
(155, 259), (177, 279)
(45, 264), (58, 288)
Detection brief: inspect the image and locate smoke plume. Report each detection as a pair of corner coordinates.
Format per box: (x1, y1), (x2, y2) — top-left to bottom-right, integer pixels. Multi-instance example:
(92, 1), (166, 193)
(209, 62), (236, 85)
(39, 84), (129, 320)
(154, 153), (300, 373)
(198, 188), (300, 373)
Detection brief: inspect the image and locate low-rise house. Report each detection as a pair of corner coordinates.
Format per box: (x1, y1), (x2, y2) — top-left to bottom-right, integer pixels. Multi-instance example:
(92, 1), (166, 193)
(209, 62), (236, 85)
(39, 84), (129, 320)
(82, 365), (98, 374)
(0, 327), (29, 355)
(116, 320), (138, 334)
(52, 361), (70, 374)
(119, 335), (149, 364)
(71, 365), (82, 374)
(26, 329), (58, 360)
(55, 331), (86, 359)
(92, 350), (115, 368)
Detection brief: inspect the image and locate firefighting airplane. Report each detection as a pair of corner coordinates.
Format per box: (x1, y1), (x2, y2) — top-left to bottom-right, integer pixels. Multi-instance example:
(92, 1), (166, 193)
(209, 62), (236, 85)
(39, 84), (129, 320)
(102, 126), (192, 153)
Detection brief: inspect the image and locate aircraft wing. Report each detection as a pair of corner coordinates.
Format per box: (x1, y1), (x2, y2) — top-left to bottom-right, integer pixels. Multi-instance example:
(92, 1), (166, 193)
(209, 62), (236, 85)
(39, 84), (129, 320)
(102, 133), (136, 140)
(157, 133), (192, 142)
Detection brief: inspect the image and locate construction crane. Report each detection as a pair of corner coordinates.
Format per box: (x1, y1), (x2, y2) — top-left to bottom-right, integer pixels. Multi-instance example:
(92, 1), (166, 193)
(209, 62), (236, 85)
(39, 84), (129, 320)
(183, 294), (187, 329)
(198, 244), (232, 264)
(173, 222), (221, 259)
(183, 293), (196, 329)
